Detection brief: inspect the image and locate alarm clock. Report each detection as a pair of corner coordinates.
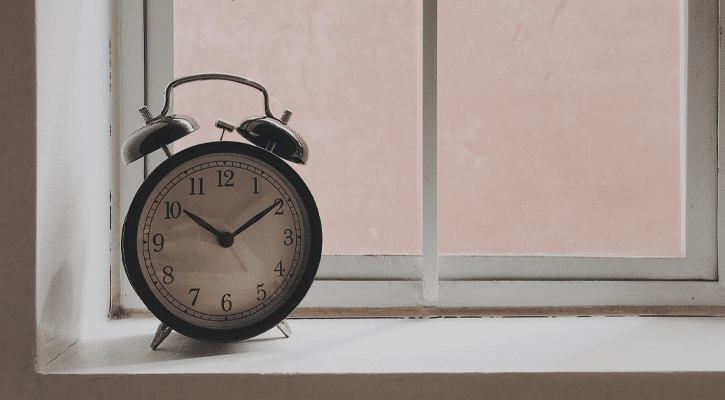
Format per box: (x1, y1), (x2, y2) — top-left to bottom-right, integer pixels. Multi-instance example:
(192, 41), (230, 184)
(121, 73), (322, 348)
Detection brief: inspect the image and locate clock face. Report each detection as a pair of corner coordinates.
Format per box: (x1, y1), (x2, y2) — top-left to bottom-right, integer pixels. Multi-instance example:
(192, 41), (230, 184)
(122, 142), (322, 342)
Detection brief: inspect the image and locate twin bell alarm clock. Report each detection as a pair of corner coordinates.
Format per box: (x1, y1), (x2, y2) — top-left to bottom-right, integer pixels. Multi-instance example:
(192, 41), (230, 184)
(121, 73), (322, 349)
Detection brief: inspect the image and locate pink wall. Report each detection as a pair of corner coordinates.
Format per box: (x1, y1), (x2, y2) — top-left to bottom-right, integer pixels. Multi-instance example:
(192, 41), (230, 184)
(174, 0), (423, 255)
(438, 0), (681, 256)
(175, 0), (681, 257)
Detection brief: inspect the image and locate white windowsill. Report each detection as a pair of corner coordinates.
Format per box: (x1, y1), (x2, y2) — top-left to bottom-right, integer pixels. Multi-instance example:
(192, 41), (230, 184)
(40, 316), (725, 374)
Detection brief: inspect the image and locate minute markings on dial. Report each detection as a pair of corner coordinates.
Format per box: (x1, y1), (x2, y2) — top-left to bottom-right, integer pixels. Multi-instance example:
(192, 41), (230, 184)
(139, 158), (304, 323)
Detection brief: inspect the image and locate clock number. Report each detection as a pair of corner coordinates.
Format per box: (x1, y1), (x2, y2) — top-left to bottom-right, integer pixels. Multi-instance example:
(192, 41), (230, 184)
(217, 170), (234, 187)
(165, 201), (181, 219)
(152, 234), (164, 252)
(162, 266), (174, 284)
(221, 293), (232, 312)
(257, 283), (267, 301)
(253, 177), (259, 194)
(274, 261), (286, 276)
(189, 288), (200, 306)
(284, 229), (293, 246)
(275, 198), (284, 215)
(189, 178), (204, 195)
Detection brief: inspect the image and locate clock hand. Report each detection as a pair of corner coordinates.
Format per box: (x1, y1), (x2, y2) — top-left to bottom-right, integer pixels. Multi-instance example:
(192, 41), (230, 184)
(232, 198), (283, 237)
(183, 209), (223, 238)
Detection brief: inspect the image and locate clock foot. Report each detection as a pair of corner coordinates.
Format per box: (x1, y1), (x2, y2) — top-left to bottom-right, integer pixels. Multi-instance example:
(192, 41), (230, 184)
(150, 322), (173, 350)
(276, 320), (291, 338)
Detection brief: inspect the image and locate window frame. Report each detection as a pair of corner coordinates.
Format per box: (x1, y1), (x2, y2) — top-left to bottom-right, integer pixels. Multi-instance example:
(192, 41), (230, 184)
(24, 0), (725, 395)
(112, 0), (725, 316)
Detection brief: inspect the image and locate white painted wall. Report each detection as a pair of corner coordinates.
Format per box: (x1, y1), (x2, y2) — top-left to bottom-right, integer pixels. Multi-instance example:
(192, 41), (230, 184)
(35, 0), (111, 348)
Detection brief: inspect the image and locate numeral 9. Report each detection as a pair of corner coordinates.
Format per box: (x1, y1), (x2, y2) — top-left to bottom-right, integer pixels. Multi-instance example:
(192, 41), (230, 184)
(152, 233), (164, 252)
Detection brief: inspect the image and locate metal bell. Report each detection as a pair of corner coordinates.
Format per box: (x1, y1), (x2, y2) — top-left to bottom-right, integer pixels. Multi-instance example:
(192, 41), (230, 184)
(236, 114), (308, 165)
(121, 111), (200, 165)
(122, 73), (309, 165)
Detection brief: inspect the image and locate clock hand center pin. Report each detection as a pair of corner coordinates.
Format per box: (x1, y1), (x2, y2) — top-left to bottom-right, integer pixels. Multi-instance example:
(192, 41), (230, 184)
(182, 209), (234, 248)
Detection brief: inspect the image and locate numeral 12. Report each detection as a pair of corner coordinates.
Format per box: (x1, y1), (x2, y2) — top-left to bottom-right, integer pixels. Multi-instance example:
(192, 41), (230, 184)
(217, 170), (234, 187)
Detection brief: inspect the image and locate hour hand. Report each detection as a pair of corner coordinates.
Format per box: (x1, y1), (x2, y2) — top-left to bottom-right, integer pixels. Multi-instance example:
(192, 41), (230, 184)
(183, 210), (222, 238)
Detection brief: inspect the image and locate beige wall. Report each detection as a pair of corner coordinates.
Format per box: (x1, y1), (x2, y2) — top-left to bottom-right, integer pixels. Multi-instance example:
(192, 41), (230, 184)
(3, 0), (725, 398)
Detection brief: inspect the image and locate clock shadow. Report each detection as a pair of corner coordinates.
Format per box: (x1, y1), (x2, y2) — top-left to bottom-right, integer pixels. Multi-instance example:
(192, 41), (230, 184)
(151, 329), (289, 359)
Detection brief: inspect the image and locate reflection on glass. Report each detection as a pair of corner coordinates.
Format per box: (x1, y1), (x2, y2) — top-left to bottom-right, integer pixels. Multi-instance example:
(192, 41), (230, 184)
(438, 0), (681, 257)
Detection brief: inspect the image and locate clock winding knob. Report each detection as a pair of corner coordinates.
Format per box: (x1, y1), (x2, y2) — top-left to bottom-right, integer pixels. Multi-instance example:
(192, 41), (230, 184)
(215, 119), (236, 141)
(215, 119), (235, 132)
(280, 110), (292, 125)
(139, 106), (154, 124)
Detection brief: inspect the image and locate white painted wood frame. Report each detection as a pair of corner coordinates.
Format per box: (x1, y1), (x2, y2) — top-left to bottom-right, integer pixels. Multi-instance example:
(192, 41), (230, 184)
(114, 0), (725, 315)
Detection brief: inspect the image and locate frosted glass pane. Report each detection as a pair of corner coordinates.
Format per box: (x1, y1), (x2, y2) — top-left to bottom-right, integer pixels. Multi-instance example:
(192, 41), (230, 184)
(174, 1), (422, 255)
(438, 0), (681, 257)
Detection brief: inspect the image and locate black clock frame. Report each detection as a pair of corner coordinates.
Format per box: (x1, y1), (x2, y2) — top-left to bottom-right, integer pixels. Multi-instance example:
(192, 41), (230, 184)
(122, 141), (322, 342)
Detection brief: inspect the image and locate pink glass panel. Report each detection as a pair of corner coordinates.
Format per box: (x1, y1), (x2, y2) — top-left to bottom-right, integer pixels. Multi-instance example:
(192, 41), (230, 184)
(174, 0), (422, 255)
(438, 0), (681, 256)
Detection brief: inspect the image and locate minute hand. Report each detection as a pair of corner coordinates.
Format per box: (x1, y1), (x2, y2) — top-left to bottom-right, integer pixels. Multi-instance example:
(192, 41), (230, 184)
(232, 199), (283, 237)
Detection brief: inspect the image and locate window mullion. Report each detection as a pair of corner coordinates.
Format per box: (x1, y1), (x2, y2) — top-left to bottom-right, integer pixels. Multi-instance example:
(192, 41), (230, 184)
(143, 0), (174, 177)
(422, 0), (438, 301)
